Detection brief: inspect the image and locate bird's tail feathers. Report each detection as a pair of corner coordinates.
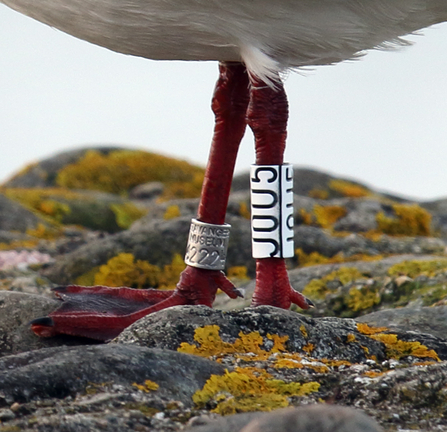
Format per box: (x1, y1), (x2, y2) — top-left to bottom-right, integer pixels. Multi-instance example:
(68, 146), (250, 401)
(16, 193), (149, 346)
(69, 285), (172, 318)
(240, 44), (282, 88)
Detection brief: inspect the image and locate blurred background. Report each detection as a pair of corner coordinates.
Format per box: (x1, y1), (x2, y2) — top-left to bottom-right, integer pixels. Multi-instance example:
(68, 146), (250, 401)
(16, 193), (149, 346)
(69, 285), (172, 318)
(1, 4), (447, 200)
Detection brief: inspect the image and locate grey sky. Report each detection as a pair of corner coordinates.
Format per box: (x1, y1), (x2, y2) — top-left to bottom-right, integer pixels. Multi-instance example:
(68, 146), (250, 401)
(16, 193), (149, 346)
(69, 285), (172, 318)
(1, 4), (446, 200)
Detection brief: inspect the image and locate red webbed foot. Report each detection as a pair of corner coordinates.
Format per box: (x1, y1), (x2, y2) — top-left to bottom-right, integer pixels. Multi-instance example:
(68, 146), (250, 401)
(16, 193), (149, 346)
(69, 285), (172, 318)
(31, 266), (243, 341)
(251, 258), (314, 310)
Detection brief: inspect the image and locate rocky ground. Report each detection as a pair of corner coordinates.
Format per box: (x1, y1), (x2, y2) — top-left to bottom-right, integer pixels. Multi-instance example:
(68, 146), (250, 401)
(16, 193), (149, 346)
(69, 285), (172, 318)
(2, 146), (447, 431)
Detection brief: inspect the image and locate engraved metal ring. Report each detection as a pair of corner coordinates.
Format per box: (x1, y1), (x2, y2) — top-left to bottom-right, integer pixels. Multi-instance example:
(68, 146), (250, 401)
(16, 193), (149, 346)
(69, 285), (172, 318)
(184, 219), (231, 270)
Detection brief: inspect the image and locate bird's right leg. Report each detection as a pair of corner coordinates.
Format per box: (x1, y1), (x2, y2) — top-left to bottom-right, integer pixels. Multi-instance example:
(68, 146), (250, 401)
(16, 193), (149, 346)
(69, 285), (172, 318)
(31, 62), (249, 341)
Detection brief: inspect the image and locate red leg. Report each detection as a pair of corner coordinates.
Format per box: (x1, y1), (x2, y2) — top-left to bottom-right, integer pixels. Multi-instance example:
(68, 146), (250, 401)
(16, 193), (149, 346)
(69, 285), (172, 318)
(247, 76), (313, 310)
(31, 62), (249, 341)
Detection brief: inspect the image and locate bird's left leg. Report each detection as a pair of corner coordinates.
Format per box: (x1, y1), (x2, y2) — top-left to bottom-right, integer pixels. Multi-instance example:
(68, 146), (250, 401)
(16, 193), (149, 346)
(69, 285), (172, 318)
(247, 75), (313, 310)
(31, 62), (249, 341)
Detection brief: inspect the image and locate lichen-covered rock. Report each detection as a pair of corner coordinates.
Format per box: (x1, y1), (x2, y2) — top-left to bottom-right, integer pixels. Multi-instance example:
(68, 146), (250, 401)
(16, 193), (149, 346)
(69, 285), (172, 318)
(0, 344), (224, 407)
(357, 305), (447, 340)
(0, 193), (49, 233)
(4, 146), (205, 199)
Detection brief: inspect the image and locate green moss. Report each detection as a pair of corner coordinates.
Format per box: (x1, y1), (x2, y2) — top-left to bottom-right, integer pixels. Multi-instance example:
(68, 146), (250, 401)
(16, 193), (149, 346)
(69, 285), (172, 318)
(110, 202), (147, 229)
(376, 204), (431, 237)
(55, 149), (205, 199)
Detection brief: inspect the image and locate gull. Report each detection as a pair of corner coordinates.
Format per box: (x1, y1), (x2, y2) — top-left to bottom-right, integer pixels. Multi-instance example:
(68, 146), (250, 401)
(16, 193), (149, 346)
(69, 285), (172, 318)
(2, 0), (446, 340)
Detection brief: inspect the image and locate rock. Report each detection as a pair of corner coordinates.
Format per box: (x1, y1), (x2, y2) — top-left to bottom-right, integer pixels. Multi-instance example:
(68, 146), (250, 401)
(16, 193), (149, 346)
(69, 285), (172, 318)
(3, 147), (122, 188)
(116, 305), (447, 362)
(0, 194), (47, 233)
(0, 291), (93, 357)
(239, 405), (383, 432)
(0, 344), (224, 407)
(130, 181), (165, 199)
(41, 215), (252, 284)
(357, 305), (447, 340)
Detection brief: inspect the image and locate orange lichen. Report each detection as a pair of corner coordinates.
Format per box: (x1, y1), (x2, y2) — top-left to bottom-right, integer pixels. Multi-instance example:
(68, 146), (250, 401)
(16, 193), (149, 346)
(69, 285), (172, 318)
(363, 371), (383, 378)
(356, 323), (389, 335)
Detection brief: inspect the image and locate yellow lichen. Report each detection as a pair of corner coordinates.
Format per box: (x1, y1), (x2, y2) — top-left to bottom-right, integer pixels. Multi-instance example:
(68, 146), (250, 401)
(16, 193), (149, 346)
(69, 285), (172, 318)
(346, 334), (356, 343)
(110, 202), (147, 229)
(55, 149), (205, 199)
(345, 286), (381, 312)
(239, 202), (251, 220)
(26, 223), (62, 240)
(94, 253), (161, 288)
(296, 248), (383, 268)
(193, 368), (320, 415)
(302, 343), (315, 354)
(163, 205), (181, 220)
(299, 324), (308, 338)
(370, 333), (440, 361)
(93, 252), (185, 289)
(132, 380), (159, 393)
(329, 179), (370, 198)
(308, 188), (329, 200)
(356, 323), (389, 335)
(302, 267), (363, 300)
(178, 325), (282, 360)
(157, 253), (186, 289)
(357, 323), (440, 361)
(387, 259), (447, 279)
(299, 208), (313, 225)
(313, 205), (347, 229)
(376, 204), (431, 237)
(227, 266), (249, 281)
(363, 371), (383, 378)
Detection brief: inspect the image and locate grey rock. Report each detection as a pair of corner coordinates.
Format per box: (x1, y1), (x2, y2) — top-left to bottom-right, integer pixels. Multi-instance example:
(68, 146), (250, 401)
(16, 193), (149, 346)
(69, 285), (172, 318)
(0, 291), (92, 357)
(0, 194), (47, 233)
(186, 405), (382, 432)
(130, 181), (165, 199)
(115, 305), (447, 362)
(240, 405), (382, 432)
(0, 344), (224, 407)
(357, 305), (447, 340)
(3, 146), (121, 188)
